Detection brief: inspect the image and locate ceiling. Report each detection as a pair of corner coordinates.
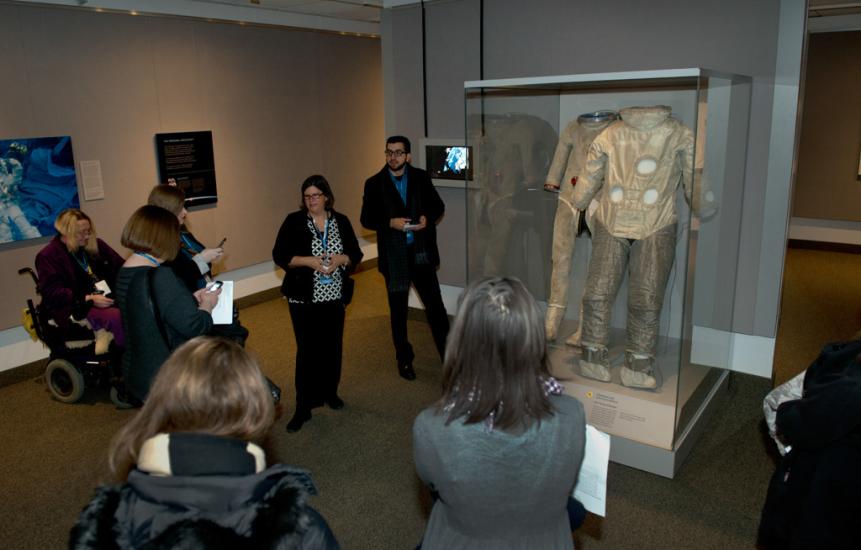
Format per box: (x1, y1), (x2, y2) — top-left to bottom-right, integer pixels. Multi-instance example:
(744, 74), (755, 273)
(188, 0), (383, 23)
(13, 0), (861, 35)
(808, 0), (861, 17)
(13, 0), (387, 35)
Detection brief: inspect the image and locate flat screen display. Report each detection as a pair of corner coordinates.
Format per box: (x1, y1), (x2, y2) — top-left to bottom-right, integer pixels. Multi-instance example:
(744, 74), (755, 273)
(425, 145), (472, 181)
(0, 136), (79, 244)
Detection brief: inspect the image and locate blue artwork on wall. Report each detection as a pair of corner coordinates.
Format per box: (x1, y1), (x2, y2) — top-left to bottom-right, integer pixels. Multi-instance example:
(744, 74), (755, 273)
(0, 136), (79, 244)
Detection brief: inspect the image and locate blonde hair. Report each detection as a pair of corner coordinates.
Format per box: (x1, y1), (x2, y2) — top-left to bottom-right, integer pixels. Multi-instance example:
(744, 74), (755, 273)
(147, 184), (186, 216)
(120, 205), (180, 261)
(108, 337), (275, 481)
(54, 208), (97, 255)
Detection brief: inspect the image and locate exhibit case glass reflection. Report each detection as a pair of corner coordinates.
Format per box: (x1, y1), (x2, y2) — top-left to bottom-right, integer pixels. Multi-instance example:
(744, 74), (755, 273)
(464, 69), (752, 477)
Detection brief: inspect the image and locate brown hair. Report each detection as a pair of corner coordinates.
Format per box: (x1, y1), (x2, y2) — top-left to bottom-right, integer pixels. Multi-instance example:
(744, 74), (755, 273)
(147, 184), (186, 216)
(54, 208), (97, 255)
(439, 276), (554, 431)
(300, 174), (335, 212)
(120, 205), (180, 261)
(108, 337), (276, 481)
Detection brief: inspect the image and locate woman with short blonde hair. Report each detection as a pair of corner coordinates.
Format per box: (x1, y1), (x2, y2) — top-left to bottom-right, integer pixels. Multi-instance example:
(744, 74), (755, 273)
(53, 208), (98, 255)
(35, 208), (125, 351)
(70, 337), (339, 549)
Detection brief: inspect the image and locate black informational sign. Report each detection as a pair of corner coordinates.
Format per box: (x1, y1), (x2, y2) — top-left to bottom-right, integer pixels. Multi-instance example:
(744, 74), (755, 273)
(155, 131), (217, 206)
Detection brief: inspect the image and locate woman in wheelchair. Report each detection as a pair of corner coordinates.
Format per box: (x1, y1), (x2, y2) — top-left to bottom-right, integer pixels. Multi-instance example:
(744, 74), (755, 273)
(35, 208), (124, 355)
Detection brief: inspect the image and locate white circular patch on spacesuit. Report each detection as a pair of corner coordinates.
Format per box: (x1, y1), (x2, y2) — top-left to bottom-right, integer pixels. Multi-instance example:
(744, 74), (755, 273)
(636, 157), (658, 175)
(609, 187), (624, 203)
(642, 188), (659, 205)
(705, 190), (715, 203)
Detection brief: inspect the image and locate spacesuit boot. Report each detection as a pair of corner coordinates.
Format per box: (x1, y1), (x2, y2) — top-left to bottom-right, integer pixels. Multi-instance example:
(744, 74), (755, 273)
(579, 345), (611, 382)
(565, 324), (583, 347)
(620, 352), (661, 390)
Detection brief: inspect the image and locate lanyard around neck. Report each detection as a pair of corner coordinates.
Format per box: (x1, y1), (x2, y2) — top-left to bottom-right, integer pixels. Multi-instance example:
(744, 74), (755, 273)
(312, 216), (329, 253)
(135, 252), (161, 266)
(72, 250), (91, 275)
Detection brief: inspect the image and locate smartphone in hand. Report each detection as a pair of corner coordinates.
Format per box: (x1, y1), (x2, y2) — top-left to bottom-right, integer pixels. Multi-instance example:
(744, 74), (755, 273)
(206, 280), (224, 293)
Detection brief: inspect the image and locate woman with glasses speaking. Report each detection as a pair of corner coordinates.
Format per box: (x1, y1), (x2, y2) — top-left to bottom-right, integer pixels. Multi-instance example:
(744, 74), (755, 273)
(273, 175), (363, 433)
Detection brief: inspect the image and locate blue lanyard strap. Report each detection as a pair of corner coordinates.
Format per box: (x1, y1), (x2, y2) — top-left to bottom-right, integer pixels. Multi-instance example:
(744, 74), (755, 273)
(180, 232), (203, 254)
(72, 250), (91, 274)
(312, 216), (329, 254)
(134, 252), (161, 266)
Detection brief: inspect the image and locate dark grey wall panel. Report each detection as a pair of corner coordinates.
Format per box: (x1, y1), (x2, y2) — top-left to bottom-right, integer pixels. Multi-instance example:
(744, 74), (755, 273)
(384, 7), (425, 140)
(436, 186), (467, 286)
(424, 0), (481, 138)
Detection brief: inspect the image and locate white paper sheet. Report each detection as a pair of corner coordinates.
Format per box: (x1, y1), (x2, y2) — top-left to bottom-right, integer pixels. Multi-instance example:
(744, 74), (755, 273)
(209, 281), (234, 325)
(573, 424), (611, 517)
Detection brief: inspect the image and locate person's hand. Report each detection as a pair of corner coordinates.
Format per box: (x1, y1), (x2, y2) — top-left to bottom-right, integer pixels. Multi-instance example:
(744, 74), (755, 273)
(193, 287), (220, 312)
(307, 255), (329, 273)
(328, 254), (350, 269)
(200, 247), (224, 263)
(87, 294), (114, 308)
(389, 217), (412, 232)
(412, 215), (428, 231)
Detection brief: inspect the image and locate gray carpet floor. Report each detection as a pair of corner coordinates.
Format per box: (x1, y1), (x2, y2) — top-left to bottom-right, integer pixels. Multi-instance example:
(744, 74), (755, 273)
(1, 247), (857, 549)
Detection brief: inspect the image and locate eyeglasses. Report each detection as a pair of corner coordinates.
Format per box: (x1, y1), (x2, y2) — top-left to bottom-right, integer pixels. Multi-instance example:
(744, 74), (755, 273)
(385, 150), (407, 158)
(304, 192), (324, 200)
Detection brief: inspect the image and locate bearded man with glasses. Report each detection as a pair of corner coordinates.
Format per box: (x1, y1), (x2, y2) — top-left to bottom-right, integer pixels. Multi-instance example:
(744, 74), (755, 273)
(361, 135), (449, 381)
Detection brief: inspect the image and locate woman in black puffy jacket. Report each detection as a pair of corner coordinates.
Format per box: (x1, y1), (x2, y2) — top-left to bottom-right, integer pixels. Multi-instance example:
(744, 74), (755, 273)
(69, 336), (340, 549)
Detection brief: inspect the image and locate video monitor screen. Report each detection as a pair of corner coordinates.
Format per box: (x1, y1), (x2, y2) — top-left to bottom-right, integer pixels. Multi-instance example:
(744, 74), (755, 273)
(426, 145), (472, 181)
(0, 136), (79, 244)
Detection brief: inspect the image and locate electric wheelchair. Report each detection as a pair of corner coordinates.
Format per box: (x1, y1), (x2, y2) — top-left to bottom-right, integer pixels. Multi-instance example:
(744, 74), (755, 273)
(18, 267), (130, 406)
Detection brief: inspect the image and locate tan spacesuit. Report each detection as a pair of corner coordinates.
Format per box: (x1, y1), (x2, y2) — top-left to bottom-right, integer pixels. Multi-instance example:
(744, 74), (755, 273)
(543, 111), (618, 342)
(470, 114), (558, 278)
(572, 105), (694, 389)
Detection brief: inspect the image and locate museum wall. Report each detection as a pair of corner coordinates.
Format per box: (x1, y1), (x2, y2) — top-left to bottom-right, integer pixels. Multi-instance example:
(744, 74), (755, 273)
(383, 0), (802, 338)
(792, 30), (861, 222)
(0, 3), (384, 329)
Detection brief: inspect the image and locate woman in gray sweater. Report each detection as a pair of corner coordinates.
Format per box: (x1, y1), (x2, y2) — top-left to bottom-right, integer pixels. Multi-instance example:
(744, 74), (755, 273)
(413, 277), (586, 549)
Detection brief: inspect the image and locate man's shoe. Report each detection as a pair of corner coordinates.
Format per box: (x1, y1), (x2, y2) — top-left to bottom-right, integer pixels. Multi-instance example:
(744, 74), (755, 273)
(286, 409), (311, 433)
(398, 362), (416, 381)
(325, 395), (345, 410)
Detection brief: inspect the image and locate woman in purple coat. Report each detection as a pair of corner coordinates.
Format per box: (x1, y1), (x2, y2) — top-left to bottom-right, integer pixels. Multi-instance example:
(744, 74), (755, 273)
(35, 208), (125, 352)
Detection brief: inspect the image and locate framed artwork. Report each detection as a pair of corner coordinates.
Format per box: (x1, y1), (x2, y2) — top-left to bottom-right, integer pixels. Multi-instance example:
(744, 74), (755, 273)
(0, 136), (79, 244)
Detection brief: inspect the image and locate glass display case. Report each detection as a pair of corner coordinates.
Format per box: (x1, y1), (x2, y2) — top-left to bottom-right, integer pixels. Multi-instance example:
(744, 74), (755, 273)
(464, 69), (752, 476)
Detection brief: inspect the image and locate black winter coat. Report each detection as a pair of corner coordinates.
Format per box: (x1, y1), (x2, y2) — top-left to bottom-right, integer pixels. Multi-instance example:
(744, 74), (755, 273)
(758, 339), (861, 549)
(69, 463), (339, 550)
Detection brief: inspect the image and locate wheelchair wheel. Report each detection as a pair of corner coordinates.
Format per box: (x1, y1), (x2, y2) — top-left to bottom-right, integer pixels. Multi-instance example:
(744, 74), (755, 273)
(45, 358), (85, 403)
